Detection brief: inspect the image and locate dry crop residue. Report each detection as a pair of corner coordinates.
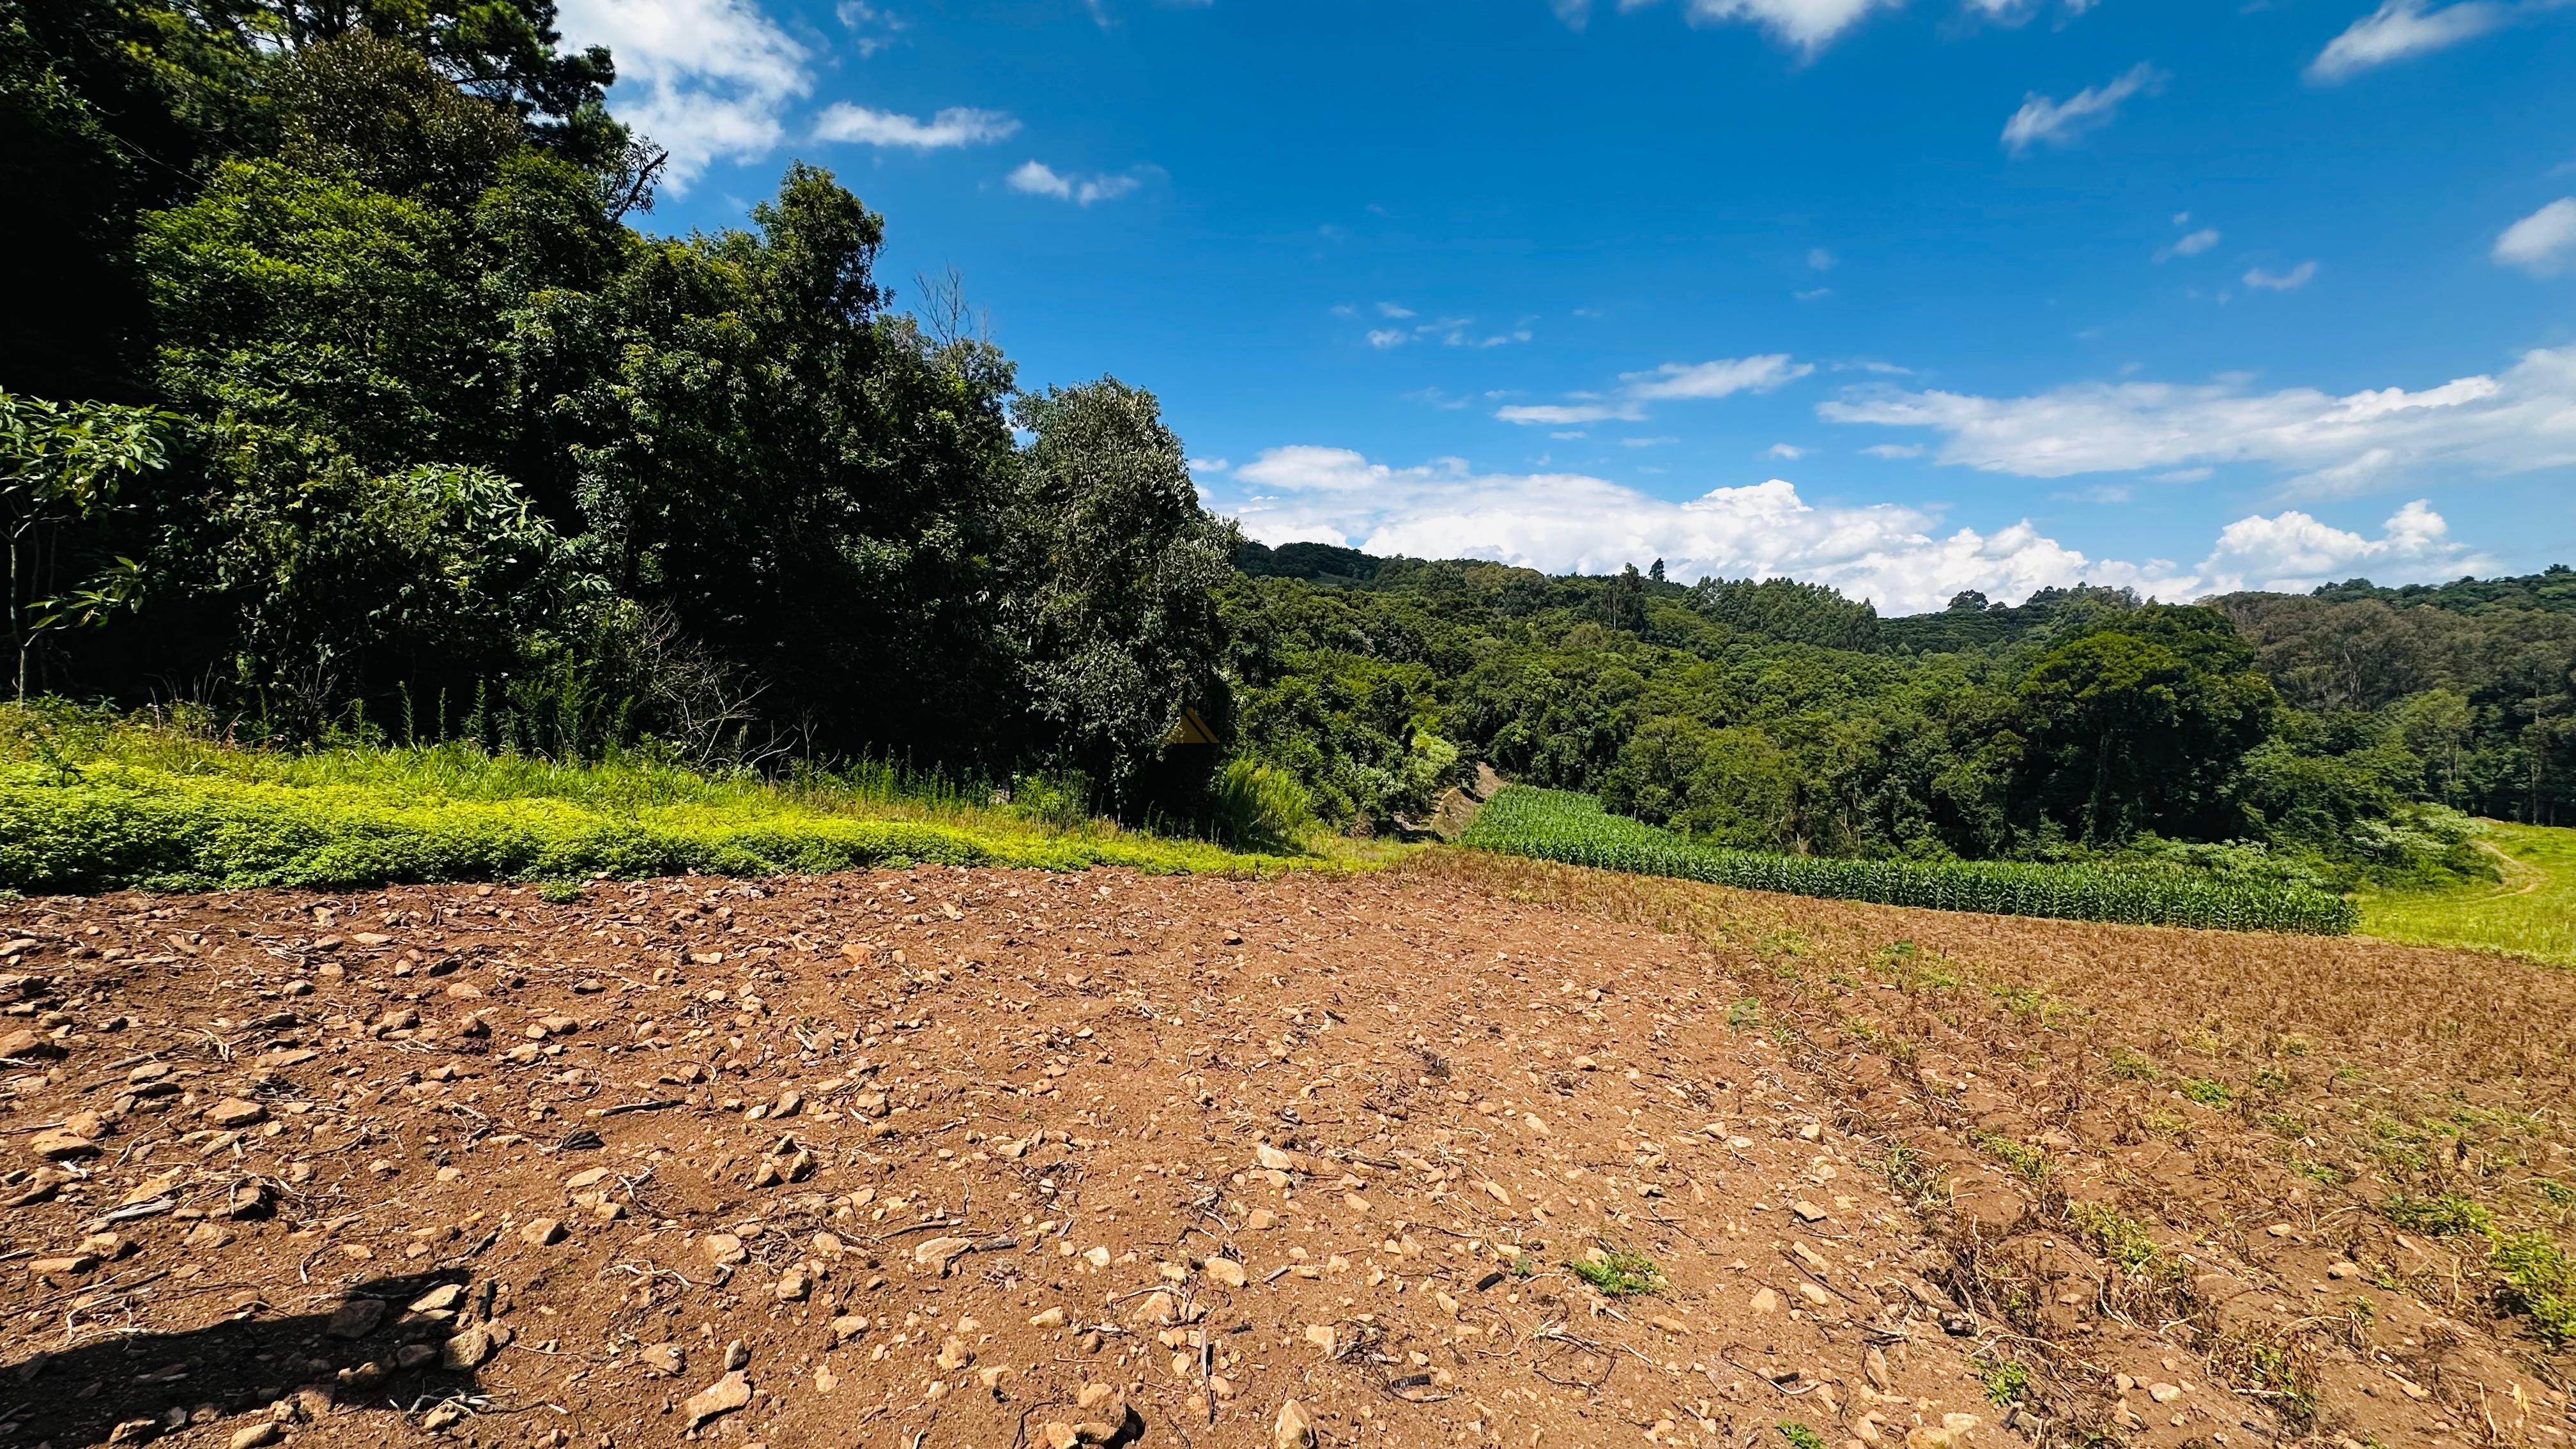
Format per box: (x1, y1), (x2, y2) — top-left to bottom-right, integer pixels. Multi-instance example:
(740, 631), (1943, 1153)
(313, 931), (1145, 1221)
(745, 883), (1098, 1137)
(0, 861), (2560, 1449)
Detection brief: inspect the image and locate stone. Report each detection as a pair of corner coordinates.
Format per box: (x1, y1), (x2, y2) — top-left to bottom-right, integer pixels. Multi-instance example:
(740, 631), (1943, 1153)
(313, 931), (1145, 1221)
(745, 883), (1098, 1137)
(1303, 1324), (1337, 1356)
(912, 1234), (973, 1275)
(1749, 1287), (1781, 1314)
(228, 1422), (282, 1449)
(935, 1335), (973, 1370)
(831, 1315), (869, 1343)
(1029, 1307), (1069, 1328)
(683, 1372), (751, 1429)
(701, 1233), (747, 1265)
(206, 1099), (268, 1129)
(2147, 1382), (2182, 1403)
(519, 1217), (564, 1247)
(1203, 1258), (1248, 1289)
(326, 1298), (386, 1338)
(29, 1255), (97, 1277)
(441, 1326), (495, 1370)
(723, 1338), (749, 1371)
(410, 1284), (466, 1314)
(1790, 1199), (1828, 1223)
(1, 1028), (66, 1060)
(28, 1128), (100, 1160)
(420, 1403), (464, 1431)
(774, 1270), (813, 1302)
(638, 1343), (686, 1376)
(1274, 1399), (1316, 1449)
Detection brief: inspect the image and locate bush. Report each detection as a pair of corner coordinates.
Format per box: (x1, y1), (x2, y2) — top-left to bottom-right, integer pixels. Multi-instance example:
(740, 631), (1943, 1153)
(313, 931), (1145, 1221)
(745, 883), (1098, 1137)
(1208, 758), (1314, 849)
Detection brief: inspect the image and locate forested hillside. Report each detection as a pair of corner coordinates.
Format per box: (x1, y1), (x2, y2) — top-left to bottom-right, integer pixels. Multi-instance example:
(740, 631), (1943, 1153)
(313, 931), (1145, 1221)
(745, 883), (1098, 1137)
(1228, 542), (2575, 885)
(6, 0), (2570, 879)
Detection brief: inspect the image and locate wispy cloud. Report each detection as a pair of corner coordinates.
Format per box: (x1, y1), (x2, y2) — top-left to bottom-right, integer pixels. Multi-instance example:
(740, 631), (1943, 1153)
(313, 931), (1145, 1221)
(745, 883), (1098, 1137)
(1006, 160), (1149, 205)
(2306, 0), (2527, 82)
(813, 103), (1018, 148)
(2001, 63), (2165, 155)
(1614, 0), (1905, 53)
(2494, 197), (2576, 275)
(1495, 354), (1811, 425)
(2156, 226), (2221, 262)
(2243, 260), (2319, 290)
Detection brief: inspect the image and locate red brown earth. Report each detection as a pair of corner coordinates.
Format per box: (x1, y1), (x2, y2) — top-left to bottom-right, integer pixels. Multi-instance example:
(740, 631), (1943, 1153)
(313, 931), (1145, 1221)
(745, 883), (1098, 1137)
(0, 857), (2566, 1449)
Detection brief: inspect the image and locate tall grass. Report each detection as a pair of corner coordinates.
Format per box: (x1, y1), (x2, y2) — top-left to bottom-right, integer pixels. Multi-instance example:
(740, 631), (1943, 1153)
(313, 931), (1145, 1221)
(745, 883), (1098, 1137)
(0, 703), (1314, 893)
(1460, 786), (2358, 934)
(2358, 820), (2576, 968)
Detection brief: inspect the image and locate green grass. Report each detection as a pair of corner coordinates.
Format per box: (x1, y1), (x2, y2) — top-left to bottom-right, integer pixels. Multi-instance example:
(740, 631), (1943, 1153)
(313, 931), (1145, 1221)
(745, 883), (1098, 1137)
(0, 705), (1338, 894)
(2357, 820), (2576, 969)
(1460, 786), (2358, 934)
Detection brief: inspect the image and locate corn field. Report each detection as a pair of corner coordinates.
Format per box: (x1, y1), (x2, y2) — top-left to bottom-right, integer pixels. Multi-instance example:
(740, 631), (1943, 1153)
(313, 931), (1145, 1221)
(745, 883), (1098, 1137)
(1460, 787), (2358, 935)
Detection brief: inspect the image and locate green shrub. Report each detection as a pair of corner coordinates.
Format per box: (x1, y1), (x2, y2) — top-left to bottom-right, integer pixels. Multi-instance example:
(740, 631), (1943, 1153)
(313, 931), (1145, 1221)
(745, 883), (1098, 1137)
(1459, 787), (2357, 933)
(1208, 757), (1315, 849)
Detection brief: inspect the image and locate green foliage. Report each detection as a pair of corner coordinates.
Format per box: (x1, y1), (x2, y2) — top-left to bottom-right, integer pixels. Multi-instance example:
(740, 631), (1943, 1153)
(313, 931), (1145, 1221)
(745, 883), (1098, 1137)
(1975, 1357), (2032, 1406)
(1, 390), (175, 695)
(2359, 819), (2576, 969)
(1975, 1131), (2052, 1185)
(1568, 1241), (1664, 1296)
(1774, 1423), (1829, 1449)
(1691, 575), (1880, 650)
(2382, 1192), (2493, 1238)
(2490, 1231), (2576, 1346)
(1206, 757), (1314, 850)
(2180, 1077), (2233, 1106)
(1463, 787), (2359, 933)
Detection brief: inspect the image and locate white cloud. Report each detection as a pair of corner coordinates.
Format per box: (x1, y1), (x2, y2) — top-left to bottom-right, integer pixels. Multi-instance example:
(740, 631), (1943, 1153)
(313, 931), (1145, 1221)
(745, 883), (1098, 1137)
(1209, 447), (2486, 612)
(1366, 328), (1410, 349)
(813, 104), (1018, 149)
(1795, 287), (1836, 301)
(1768, 443), (1805, 459)
(1819, 345), (2576, 497)
(1494, 401), (1650, 425)
(2001, 63), (2165, 155)
(836, 0), (904, 56)
(2243, 260), (2319, 291)
(1495, 354), (1810, 425)
(1625, 355), (1814, 399)
(1614, 0), (1904, 52)
(2156, 227), (2221, 261)
(2307, 0), (2512, 82)
(1806, 247), (1837, 271)
(1187, 457), (1229, 475)
(1377, 302), (1417, 319)
(1006, 160), (1146, 206)
(2495, 197), (2576, 275)
(557, 0), (811, 188)
(1553, 0), (1595, 27)
(1862, 443), (1925, 458)
(1963, 0), (2100, 22)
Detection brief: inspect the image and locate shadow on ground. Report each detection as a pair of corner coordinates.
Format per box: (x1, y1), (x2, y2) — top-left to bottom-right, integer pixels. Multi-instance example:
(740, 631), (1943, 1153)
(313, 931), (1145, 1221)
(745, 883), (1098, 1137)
(0, 1269), (496, 1446)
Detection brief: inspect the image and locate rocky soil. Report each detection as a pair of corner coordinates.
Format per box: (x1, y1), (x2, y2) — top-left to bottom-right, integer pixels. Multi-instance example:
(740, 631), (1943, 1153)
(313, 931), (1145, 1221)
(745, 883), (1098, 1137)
(0, 864), (2563, 1448)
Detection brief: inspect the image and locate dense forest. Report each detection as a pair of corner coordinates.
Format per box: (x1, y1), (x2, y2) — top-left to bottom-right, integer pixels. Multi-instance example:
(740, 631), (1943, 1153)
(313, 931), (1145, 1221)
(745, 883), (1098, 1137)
(6, 0), (2572, 877)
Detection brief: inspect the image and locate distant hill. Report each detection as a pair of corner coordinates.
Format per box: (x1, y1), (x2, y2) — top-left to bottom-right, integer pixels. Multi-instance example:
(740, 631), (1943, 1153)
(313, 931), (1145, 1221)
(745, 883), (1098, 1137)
(2300, 564), (2576, 615)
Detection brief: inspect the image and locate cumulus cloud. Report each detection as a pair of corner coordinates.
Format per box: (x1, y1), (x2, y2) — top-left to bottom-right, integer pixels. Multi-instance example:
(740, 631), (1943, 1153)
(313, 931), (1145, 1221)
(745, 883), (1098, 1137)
(1614, 0), (1905, 53)
(1497, 354), (1810, 425)
(2001, 63), (2165, 155)
(1006, 160), (1147, 205)
(557, 0), (811, 188)
(1818, 346), (2576, 497)
(1208, 447), (2485, 613)
(2307, 0), (2515, 82)
(2495, 197), (2576, 275)
(813, 104), (1018, 148)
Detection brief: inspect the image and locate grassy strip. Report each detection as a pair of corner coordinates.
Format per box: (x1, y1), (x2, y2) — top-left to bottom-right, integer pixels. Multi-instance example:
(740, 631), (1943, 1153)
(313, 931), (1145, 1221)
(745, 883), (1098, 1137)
(0, 710), (1310, 893)
(2358, 819), (2576, 968)
(1459, 786), (2356, 934)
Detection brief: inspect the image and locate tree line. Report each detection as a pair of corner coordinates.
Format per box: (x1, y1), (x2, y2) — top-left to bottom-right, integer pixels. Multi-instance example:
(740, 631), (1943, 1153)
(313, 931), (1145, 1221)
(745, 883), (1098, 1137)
(4, 0), (1230, 816)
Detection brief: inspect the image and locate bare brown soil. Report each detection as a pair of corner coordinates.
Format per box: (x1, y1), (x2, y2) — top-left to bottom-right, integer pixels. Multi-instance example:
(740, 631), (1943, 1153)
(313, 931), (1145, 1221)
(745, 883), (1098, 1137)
(0, 854), (2566, 1449)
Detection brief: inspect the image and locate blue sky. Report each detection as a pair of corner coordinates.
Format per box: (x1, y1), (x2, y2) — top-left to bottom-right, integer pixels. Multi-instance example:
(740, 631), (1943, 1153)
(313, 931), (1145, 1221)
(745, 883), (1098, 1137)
(555, 0), (2576, 612)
